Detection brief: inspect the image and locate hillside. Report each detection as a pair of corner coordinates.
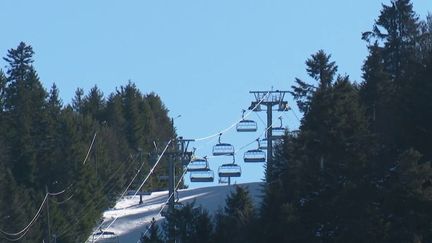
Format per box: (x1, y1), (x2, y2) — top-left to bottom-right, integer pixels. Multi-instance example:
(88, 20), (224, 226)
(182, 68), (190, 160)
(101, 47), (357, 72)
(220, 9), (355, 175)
(89, 182), (263, 242)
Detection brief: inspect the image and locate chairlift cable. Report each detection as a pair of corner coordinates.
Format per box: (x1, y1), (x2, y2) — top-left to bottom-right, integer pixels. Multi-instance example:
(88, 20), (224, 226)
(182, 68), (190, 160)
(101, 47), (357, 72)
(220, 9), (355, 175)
(83, 132), (97, 165)
(142, 166), (189, 238)
(193, 92), (270, 141)
(57, 153), (142, 238)
(0, 194), (48, 237)
(94, 140), (172, 241)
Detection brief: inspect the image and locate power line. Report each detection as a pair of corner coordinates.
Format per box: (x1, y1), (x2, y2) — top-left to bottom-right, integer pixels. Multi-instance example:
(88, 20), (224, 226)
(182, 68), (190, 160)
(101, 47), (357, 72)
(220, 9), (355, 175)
(94, 140), (173, 241)
(83, 132), (97, 165)
(193, 92), (270, 141)
(56, 154), (141, 238)
(0, 194), (48, 237)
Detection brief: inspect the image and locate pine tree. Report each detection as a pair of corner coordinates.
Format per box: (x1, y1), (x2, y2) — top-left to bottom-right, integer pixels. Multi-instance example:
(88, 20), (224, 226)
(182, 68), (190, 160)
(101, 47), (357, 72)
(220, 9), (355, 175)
(213, 186), (256, 243)
(362, 0), (420, 81)
(3, 42), (48, 186)
(81, 85), (106, 122)
(290, 50), (338, 114)
(140, 218), (163, 243)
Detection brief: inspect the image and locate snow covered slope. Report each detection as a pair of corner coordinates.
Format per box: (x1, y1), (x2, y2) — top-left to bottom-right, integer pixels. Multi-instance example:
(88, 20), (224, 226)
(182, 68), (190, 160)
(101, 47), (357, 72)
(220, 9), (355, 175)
(88, 182), (263, 243)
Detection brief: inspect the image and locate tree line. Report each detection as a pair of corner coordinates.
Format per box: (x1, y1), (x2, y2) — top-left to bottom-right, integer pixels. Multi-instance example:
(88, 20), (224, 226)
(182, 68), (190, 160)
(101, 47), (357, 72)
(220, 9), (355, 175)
(0, 42), (178, 242)
(148, 1), (432, 242)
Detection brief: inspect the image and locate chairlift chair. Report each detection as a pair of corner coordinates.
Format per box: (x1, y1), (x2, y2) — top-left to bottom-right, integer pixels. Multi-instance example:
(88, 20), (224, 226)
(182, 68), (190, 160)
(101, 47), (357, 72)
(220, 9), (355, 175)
(218, 163), (241, 177)
(190, 169), (215, 182)
(271, 116), (286, 139)
(244, 149), (266, 163)
(187, 157), (209, 172)
(212, 134), (235, 156)
(236, 110), (257, 132)
(259, 138), (268, 150)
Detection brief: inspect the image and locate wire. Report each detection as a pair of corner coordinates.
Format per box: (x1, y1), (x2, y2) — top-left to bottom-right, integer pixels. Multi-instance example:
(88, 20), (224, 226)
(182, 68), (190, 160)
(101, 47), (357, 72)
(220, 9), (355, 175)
(94, 140), (172, 241)
(83, 132), (97, 165)
(57, 154), (141, 238)
(0, 194), (48, 237)
(291, 108), (301, 123)
(193, 92), (270, 141)
(118, 154), (148, 200)
(141, 165), (189, 239)
(0, 215), (38, 242)
(50, 194), (74, 205)
(47, 189), (66, 197)
(254, 112), (267, 127)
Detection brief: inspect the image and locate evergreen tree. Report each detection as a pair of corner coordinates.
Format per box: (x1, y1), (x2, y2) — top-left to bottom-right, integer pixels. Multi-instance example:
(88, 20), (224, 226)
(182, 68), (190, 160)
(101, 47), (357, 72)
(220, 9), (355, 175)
(214, 186), (256, 243)
(140, 218), (163, 243)
(3, 42), (48, 186)
(81, 85), (106, 122)
(72, 87), (84, 113)
(362, 0), (420, 81)
(290, 50), (338, 114)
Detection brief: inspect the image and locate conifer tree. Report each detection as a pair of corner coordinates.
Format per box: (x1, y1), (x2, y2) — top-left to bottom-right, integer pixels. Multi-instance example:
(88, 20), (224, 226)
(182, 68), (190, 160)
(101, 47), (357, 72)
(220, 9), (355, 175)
(140, 218), (163, 243)
(290, 50), (338, 114)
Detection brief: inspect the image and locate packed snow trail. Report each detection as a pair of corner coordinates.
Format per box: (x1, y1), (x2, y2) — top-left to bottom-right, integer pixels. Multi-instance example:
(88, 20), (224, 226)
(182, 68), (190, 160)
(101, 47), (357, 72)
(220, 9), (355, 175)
(88, 182), (263, 242)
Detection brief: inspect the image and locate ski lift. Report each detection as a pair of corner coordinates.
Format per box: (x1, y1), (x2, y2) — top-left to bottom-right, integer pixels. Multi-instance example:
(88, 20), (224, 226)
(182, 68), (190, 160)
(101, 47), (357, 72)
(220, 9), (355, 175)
(244, 149), (266, 163)
(190, 169), (215, 182)
(259, 138), (268, 150)
(271, 116), (286, 139)
(236, 110), (258, 132)
(218, 155), (241, 177)
(218, 163), (242, 177)
(92, 231), (119, 243)
(187, 157), (209, 172)
(213, 134), (235, 156)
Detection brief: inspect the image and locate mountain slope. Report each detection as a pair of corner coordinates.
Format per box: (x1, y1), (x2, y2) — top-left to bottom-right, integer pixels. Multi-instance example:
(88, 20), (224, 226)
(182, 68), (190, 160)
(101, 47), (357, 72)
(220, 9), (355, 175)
(89, 182), (264, 242)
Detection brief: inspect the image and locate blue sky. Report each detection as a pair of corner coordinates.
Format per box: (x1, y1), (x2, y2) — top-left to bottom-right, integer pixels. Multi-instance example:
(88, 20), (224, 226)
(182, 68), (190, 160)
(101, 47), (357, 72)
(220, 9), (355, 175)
(2, 1), (431, 188)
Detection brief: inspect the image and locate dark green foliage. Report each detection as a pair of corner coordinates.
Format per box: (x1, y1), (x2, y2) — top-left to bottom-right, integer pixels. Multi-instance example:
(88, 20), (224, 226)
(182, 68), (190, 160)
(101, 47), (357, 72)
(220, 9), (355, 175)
(0, 42), (175, 242)
(163, 201), (213, 243)
(258, 1), (432, 242)
(290, 50), (338, 114)
(141, 218), (163, 243)
(213, 186), (257, 243)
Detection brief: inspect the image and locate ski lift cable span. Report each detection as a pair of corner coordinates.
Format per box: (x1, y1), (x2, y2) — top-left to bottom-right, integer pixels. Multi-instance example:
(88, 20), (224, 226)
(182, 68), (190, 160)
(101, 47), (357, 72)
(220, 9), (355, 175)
(0, 194), (48, 237)
(142, 165), (189, 238)
(193, 91), (270, 142)
(83, 132), (97, 165)
(204, 122), (272, 160)
(0, 187), (66, 241)
(95, 140), (172, 241)
(58, 153), (146, 238)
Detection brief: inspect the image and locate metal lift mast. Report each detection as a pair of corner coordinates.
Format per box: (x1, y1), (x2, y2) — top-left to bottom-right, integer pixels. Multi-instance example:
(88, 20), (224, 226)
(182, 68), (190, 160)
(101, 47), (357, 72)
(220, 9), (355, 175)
(164, 137), (194, 243)
(249, 90), (289, 166)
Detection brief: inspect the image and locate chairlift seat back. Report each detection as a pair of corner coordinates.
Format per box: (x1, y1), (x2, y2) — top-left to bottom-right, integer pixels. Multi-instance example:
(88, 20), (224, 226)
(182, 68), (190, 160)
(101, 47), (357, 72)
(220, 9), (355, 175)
(190, 170), (215, 182)
(271, 127), (286, 138)
(187, 158), (209, 172)
(218, 163), (241, 177)
(236, 119), (258, 132)
(212, 143), (235, 156)
(244, 149), (266, 163)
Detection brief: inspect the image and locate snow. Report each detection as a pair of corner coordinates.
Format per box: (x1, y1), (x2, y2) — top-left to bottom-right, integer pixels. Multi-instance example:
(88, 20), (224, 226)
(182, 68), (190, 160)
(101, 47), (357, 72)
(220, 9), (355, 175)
(88, 182), (264, 243)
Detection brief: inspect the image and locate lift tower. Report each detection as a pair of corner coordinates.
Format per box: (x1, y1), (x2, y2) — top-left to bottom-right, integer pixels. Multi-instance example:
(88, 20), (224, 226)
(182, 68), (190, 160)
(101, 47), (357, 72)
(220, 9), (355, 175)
(249, 90), (289, 165)
(164, 137), (193, 243)
(165, 137), (194, 212)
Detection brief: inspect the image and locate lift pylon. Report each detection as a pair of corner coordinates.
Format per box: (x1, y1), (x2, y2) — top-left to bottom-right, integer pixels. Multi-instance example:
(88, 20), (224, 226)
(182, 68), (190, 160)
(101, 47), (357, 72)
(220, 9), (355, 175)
(248, 90), (290, 167)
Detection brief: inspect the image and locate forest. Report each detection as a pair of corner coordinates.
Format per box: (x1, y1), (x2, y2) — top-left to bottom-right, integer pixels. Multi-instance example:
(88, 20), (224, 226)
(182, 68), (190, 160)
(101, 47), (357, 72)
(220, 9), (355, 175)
(2, 0), (432, 242)
(0, 42), (179, 241)
(145, 1), (432, 242)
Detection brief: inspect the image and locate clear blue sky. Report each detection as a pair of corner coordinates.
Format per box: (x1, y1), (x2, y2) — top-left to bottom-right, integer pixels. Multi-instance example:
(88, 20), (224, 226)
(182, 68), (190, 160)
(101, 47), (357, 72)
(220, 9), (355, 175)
(2, 1), (431, 188)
